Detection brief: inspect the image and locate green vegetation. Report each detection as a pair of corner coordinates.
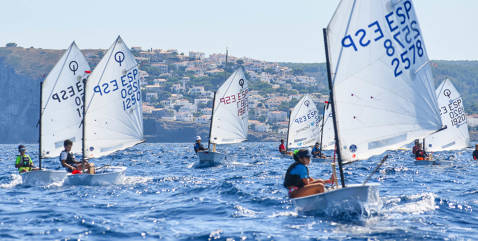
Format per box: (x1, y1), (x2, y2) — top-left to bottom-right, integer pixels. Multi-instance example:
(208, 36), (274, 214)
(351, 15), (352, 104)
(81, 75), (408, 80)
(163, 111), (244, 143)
(190, 72), (227, 91)
(431, 61), (478, 113)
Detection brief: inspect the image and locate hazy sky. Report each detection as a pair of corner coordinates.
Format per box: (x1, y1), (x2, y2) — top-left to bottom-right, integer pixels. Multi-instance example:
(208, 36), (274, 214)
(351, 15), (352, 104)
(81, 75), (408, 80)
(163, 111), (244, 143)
(1, 0), (477, 62)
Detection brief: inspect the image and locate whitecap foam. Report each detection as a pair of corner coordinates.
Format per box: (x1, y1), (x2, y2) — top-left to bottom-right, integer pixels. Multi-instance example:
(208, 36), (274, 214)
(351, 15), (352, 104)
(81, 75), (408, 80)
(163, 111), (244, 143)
(122, 175), (154, 185)
(269, 211), (298, 218)
(385, 192), (437, 214)
(0, 174), (22, 188)
(233, 205), (257, 217)
(229, 161), (252, 166)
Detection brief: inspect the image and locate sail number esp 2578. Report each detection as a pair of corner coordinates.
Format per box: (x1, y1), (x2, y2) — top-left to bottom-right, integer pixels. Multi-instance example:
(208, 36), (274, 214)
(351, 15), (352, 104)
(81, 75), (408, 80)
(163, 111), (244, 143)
(341, 0), (425, 78)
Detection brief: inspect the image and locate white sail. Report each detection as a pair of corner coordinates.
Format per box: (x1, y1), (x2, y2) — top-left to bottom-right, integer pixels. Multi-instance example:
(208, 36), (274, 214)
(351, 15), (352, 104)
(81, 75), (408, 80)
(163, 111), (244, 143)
(327, 0), (442, 162)
(41, 42), (91, 158)
(84, 36), (143, 158)
(318, 103), (335, 151)
(425, 79), (469, 151)
(287, 95), (320, 149)
(210, 68), (249, 144)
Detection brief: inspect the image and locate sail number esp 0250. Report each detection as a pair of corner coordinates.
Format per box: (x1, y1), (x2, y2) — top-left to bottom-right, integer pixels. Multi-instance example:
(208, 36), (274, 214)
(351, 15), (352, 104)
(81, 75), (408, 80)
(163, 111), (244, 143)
(91, 67), (141, 112)
(341, 0), (425, 78)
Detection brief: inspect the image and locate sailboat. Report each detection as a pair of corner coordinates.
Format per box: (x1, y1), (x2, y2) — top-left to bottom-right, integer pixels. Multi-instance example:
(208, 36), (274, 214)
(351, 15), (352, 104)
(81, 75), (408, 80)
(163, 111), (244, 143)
(197, 67), (249, 166)
(65, 36), (143, 185)
(285, 95), (321, 151)
(21, 42), (90, 186)
(425, 79), (470, 151)
(292, 0), (444, 215)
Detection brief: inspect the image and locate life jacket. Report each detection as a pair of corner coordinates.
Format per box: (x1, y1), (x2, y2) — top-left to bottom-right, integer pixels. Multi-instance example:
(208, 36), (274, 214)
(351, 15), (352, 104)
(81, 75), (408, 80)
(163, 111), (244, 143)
(412, 146), (419, 155)
(415, 150), (426, 159)
(16, 154), (32, 172)
(279, 144), (286, 152)
(473, 151), (478, 160)
(60, 151), (76, 166)
(17, 155), (31, 167)
(283, 162), (309, 188)
(194, 143), (205, 153)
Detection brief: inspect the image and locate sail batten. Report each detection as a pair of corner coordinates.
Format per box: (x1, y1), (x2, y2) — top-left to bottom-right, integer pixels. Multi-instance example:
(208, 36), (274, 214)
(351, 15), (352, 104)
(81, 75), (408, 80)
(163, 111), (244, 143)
(41, 42), (91, 158)
(84, 36), (143, 159)
(210, 68), (249, 145)
(327, 0), (443, 162)
(287, 95), (320, 149)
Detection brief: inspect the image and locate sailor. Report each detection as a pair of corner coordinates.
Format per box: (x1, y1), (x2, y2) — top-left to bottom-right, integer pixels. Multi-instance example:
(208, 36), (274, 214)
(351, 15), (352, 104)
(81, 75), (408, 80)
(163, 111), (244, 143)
(311, 142), (322, 158)
(284, 149), (334, 198)
(194, 136), (207, 153)
(60, 139), (94, 174)
(279, 139), (286, 154)
(473, 144), (478, 160)
(412, 139), (420, 155)
(415, 143), (429, 161)
(15, 145), (38, 173)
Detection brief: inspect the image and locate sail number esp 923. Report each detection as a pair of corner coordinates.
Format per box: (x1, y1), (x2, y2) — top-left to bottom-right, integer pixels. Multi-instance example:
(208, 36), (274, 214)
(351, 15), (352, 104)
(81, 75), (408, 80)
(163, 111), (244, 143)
(341, 0), (425, 78)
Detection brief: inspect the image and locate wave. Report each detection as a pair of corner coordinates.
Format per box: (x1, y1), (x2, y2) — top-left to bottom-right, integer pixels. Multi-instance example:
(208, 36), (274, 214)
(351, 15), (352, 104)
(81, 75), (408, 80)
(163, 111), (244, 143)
(0, 174), (22, 188)
(383, 192), (437, 214)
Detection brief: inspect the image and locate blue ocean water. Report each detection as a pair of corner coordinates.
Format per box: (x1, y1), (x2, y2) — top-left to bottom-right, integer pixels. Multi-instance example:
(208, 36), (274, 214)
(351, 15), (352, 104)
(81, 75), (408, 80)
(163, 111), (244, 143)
(0, 142), (477, 240)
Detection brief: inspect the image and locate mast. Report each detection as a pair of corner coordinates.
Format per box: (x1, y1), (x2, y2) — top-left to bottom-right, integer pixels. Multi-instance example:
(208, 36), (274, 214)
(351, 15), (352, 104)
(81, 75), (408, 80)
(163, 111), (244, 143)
(285, 110), (292, 151)
(38, 81), (43, 170)
(209, 49), (228, 152)
(319, 102), (326, 153)
(323, 28), (346, 188)
(82, 77), (87, 161)
(208, 91), (217, 150)
(423, 138), (426, 153)
(224, 49), (228, 82)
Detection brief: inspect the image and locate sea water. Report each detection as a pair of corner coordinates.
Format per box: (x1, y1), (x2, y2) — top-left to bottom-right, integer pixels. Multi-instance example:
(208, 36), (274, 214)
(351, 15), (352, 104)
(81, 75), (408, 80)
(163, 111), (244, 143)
(0, 143), (477, 240)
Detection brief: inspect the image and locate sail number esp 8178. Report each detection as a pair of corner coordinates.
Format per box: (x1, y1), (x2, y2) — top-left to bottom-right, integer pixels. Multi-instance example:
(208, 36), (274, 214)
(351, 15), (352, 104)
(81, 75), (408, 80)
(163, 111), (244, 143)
(341, 0), (425, 78)
(92, 68), (141, 112)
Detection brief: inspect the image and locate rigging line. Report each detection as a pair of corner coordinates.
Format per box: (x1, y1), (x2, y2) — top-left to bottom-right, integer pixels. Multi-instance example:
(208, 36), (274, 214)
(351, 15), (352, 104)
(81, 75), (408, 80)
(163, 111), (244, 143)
(85, 38), (119, 113)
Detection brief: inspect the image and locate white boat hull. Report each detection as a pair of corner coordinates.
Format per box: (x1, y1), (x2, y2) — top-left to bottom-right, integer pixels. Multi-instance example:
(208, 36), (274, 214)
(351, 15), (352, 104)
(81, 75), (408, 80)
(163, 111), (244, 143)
(197, 151), (226, 167)
(64, 166), (126, 186)
(292, 184), (380, 216)
(21, 169), (68, 186)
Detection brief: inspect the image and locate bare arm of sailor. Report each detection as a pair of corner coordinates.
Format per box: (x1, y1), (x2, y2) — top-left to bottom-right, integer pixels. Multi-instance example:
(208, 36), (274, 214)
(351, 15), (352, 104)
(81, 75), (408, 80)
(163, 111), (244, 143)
(61, 159), (77, 171)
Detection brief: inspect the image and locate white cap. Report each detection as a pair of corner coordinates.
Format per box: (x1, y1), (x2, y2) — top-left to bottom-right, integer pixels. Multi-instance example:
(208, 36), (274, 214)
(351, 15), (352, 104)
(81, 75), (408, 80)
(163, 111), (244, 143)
(196, 136), (202, 141)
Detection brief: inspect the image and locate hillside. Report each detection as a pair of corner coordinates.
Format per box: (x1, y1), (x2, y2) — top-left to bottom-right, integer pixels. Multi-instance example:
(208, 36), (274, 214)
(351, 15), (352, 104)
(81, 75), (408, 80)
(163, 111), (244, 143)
(0, 45), (477, 143)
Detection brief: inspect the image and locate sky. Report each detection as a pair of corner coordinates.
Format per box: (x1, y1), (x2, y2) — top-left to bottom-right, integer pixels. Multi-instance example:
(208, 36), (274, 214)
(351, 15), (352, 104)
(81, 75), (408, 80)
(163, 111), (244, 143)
(1, 0), (477, 63)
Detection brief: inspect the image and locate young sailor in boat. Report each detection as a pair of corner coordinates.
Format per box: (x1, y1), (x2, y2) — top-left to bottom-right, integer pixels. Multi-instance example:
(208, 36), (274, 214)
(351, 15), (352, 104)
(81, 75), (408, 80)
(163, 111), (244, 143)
(415, 144), (431, 161)
(284, 149), (334, 198)
(15, 145), (38, 173)
(194, 136), (208, 153)
(279, 139), (286, 154)
(412, 139), (420, 155)
(60, 139), (94, 174)
(473, 144), (478, 160)
(311, 142), (323, 158)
